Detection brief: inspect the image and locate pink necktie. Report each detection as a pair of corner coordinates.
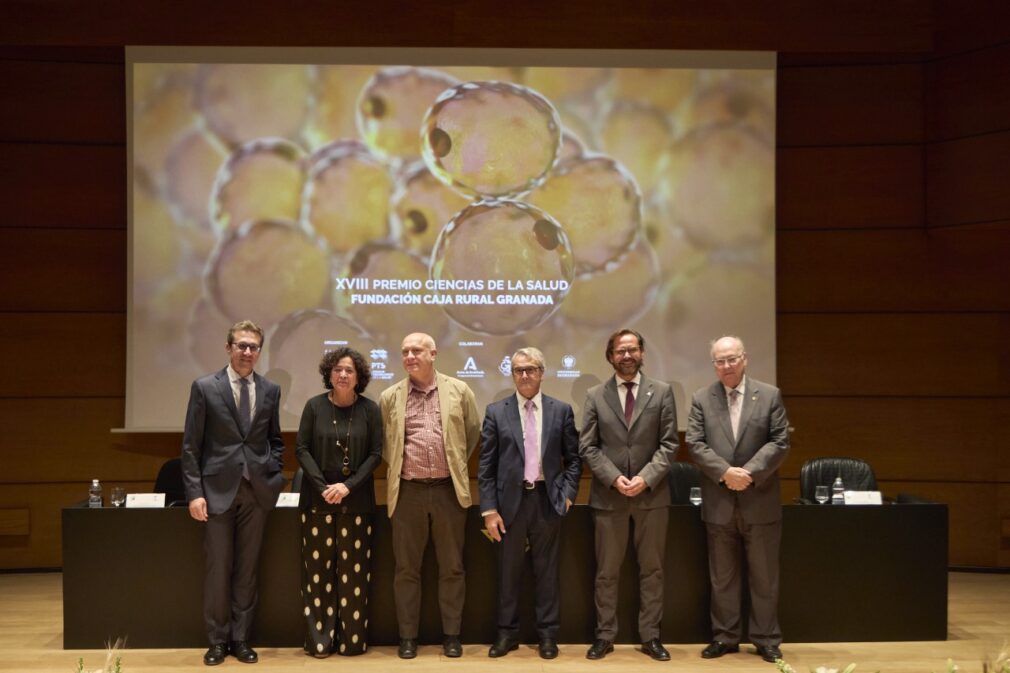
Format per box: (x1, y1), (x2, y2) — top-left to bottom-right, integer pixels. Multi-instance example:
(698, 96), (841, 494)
(523, 399), (539, 482)
(729, 389), (741, 441)
(623, 381), (635, 425)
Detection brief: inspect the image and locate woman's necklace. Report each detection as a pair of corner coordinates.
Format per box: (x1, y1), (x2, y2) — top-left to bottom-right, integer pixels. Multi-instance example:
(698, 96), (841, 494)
(329, 392), (355, 476)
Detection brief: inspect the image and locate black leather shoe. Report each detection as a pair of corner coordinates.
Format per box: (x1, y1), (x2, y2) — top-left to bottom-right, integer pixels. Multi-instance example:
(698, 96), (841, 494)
(443, 634), (463, 658)
(398, 638), (418, 659)
(230, 641), (258, 664)
(488, 636), (518, 657)
(755, 644), (783, 663)
(586, 639), (614, 660)
(203, 643), (228, 666)
(539, 638), (559, 659)
(702, 641), (739, 659)
(641, 638), (671, 661)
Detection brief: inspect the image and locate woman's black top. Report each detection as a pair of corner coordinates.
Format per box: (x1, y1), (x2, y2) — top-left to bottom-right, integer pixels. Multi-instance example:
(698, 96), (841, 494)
(295, 392), (382, 513)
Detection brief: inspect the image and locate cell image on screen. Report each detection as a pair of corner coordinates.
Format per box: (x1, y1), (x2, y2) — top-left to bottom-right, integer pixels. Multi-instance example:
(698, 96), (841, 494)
(127, 50), (776, 430)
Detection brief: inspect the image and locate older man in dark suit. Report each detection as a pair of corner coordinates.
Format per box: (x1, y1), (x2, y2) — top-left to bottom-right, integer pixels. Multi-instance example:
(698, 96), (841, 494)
(478, 347), (581, 660)
(579, 328), (678, 661)
(687, 335), (790, 664)
(182, 320), (285, 666)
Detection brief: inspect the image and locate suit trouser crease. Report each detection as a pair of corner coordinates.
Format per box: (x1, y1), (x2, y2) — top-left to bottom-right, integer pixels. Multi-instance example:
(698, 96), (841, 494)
(592, 504), (668, 641)
(495, 486), (562, 639)
(204, 479), (269, 644)
(301, 510), (372, 656)
(390, 479), (467, 638)
(706, 508), (782, 647)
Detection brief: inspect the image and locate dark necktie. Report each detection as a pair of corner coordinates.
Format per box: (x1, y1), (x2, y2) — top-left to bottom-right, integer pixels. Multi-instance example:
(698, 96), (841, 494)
(623, 381), (635, 425)
(238, 378), (251, 436)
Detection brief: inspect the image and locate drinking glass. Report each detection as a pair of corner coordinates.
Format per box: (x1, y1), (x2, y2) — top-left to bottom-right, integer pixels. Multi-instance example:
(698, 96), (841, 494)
(110, 487), (127, 508)
(814, 485), (829, 504)
(689, 487), (702, 506)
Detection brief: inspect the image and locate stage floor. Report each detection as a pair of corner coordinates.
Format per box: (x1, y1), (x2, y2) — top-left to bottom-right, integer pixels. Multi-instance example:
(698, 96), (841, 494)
(0, 571), (1006, 673)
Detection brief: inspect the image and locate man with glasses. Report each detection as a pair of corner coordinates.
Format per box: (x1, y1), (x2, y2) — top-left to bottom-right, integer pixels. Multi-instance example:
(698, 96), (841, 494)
(687, 335), (790, 664)
(182, 320), (285, 666)
(579, 329), (678, 661)
(478, 347), (581, 659)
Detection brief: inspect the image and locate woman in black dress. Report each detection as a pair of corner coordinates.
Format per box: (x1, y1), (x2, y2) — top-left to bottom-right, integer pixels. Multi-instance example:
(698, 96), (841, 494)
(295, 346), (382, 657)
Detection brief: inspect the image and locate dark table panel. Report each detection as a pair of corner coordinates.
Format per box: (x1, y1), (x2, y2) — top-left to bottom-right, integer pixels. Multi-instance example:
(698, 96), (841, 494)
(62, 503), (946, 648)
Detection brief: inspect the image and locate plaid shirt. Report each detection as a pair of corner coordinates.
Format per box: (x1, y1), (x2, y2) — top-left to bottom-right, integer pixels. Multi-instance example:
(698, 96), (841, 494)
(401, 378), (450, 479)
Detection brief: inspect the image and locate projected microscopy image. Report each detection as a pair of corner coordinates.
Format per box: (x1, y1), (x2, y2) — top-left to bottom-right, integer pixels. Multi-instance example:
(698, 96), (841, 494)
(196, 64), (315, 148)
(206, 219), (332, 329)
(680, 75), (775, 142)
(357, 66), (459, 164)
(301, 140), (395, 254)
(304, 65), (376, 150)
(527, 154), (643, 273)
(133, 71), (198, 191)
(210, 138), (306, 234)
(129, 57), (776, 430)
(430, 200), (574, 335)
(164, 127), (228, 231)
(560, 237), (661, 328)
(422, 81), (562, 198)
(267, 310), (372, 419)
(392, 161), (471, 259)
(336, 243), (451, 344)
(522, 67), (612, 102)
(660, 123), (774, 250)
(600, 101), (675, 194)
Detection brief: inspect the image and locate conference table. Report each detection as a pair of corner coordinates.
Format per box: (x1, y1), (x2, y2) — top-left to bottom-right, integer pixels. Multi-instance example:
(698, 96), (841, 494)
(62, 502), (947, 648)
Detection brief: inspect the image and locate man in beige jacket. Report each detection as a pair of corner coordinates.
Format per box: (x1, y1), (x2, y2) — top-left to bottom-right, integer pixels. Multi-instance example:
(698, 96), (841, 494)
(380, 332), (480, 659)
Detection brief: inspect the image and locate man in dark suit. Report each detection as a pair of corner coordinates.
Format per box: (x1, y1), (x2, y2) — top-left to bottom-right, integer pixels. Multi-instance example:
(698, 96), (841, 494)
(687, 335), (790, 664)
(182, 320), (285, 666)
(579, 329), (678, 661)
(478, 347), (581, 660)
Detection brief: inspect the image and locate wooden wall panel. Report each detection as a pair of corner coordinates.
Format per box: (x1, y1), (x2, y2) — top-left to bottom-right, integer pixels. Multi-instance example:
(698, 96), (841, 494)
(926, 130), (1010, 228)
(933, 0), (1010, 57)
(0, 59), (124, 144)
(927, 41), (1010, 141)
(0, 313), (125, 398)
(778, 226), (1010, 312)
(0, 228), (124, 312)
(777, 145), (923, 229)
(778, 313), (1010, 397)
(1, 143), (125, 230)
(778, 63), (924, 147)
(1000, 484), (1010, 567)
(781, 397), (1005, 483)
(0, 1), (934, 53)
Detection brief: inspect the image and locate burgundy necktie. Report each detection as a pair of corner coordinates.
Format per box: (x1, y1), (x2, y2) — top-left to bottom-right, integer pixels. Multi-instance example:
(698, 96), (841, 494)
(623, 381), (635, 425)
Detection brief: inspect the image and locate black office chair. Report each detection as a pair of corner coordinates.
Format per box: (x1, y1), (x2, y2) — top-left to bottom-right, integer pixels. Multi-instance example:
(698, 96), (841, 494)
(799, 456), (878, 503)
(153, 457), (187, 507)
(667, 461), (702, 505)
(290, 467), (304, 493)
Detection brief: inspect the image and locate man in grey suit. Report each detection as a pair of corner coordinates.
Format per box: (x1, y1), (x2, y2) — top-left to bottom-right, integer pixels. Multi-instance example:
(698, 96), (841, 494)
(687, 335), (789, 663)
(579, 329), (678, 661)
(479, 347), (581, 660)
(182, 320), (285, 666)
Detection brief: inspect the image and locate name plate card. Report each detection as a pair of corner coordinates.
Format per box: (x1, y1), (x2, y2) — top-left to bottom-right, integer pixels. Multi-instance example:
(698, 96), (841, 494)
(126, 493), (166, 508)
(276, 493), (300, 508)
(844, 491), (883, 505)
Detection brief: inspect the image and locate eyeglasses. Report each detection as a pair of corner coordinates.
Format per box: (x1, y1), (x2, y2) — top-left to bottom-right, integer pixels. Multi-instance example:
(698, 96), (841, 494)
(231, 342), (261, 353)
(712, 355), (743, 368)
(613, 347), (641, 356)
(512, 366), (543, 377)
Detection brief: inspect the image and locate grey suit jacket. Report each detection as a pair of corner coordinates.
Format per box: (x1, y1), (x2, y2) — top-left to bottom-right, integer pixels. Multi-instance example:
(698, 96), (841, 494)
(686, 377), (790, 525)
(579, 374), (679, 510)
(478, 393), (581, 527)
(181, 368), (286, 515)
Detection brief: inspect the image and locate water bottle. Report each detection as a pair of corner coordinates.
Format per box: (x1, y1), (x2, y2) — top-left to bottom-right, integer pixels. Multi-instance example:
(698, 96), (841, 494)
(88, 479), (103, 508)
(830, 476), (845, 505)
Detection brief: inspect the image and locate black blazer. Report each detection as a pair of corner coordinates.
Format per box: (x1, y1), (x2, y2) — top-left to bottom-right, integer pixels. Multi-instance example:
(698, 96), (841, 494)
(478, 393), (581, 527)
(181, 368), (285, 514)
